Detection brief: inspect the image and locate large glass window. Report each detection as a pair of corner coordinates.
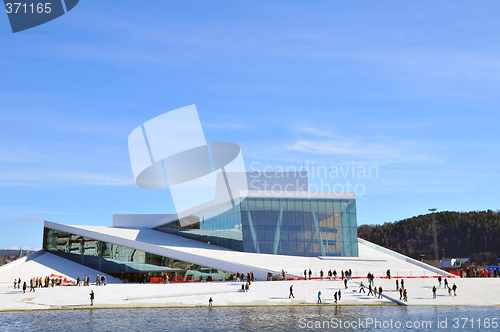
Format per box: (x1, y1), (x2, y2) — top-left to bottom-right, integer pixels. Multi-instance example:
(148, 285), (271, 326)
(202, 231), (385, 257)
(43, 228), (233, 282)
(154, 196), (358, 257)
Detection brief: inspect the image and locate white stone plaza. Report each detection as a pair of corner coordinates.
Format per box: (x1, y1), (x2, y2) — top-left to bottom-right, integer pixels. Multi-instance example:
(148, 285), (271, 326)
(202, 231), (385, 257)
(2, 241), (498, 311)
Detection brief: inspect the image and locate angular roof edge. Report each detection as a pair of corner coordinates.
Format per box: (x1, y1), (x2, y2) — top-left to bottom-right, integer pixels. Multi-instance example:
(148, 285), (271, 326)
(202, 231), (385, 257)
(113, 190), (355, 228)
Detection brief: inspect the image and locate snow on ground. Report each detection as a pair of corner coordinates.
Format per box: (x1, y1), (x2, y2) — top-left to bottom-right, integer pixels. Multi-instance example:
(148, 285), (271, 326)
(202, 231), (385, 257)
(0, 251), (120, 288)
(1, 278), (500, 311)
(2, 249), (498, 311)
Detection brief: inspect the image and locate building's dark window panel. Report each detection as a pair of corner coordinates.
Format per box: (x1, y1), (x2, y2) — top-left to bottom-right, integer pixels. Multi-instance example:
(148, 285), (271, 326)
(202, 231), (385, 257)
(153, 196), (358, 257)
(43, 228), (232, 282)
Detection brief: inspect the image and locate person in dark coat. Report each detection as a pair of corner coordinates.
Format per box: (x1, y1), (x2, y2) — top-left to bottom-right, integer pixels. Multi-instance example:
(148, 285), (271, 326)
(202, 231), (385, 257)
(22, 281), (27, 293)
(90, 290), (94, 306)
(367, 284), (373, 296)
(29, 278), (35, 292)
(432, 286), (437, 299)
(378, 286), (382, 299)
(452, 283), (457, 296)
(344, 278), (348, 289)
(308, 269), (312, 280)
(399, 287), (403, 300)
(334, 291), (338, 304)
(289, 285), (295, 298)
(337, 290), (341, 300)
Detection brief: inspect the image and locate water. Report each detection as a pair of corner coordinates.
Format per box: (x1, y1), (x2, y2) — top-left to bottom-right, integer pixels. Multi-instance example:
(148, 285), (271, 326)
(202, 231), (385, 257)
(1, 306), (499, 331)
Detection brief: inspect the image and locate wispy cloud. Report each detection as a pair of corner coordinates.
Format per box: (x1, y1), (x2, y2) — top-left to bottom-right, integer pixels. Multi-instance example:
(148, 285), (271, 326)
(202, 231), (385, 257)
(294, 125), (339, 138)
(0, 145), (45, 162)
(204, 122), (246, 130)
(0, 170), (134, 186)
(288, 139), (437, 165)
(282, 124), (439, 165)
(17, 216), (43, 223)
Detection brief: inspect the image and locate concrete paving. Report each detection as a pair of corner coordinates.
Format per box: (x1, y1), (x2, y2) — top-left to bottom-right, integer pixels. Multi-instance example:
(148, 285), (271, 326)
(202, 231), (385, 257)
(2, 276), (499, 311)
(2, 250), (498, 311)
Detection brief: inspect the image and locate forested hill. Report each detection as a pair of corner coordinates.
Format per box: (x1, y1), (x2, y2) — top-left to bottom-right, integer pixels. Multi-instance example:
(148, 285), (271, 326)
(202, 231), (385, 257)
(357, 210), (500, 265)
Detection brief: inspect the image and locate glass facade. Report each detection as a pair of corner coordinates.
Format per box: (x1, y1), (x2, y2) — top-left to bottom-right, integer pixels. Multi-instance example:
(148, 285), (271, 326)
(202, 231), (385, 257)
(155, 198), (243, 251)
(43, 228), (232, 282)
(155, 197), (358, 257)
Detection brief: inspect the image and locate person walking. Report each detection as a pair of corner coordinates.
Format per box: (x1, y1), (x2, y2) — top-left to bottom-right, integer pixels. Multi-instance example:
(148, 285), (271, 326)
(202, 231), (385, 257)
(29, 278), (35, 292)
(396, 279), (399, 291)
(432, 286), (437, 299)
(378, 286), (383, 299)
(334, 291), (338, 304)
(401, 279), (404, 289)
(209, 297), (213, 307)
(444, 278), (448, 289)
(438, 276), (442, 287)
(320, 270), (324, 280)
(90, 290), (94, 306)
(373, 286), (377, 298)
(304, 269), (307, 280)
(14, 279), (17, 289)
(308, 269), (312, 280)
(399, 287), (403, 300)
(317, 291), (322, 304)
(22, 281), (26, 293)
(367, 284), (373, 296)
(18, 278), (21, 289)
(452, 283), (457, 296)
(344, 278), (348, 289)
(403, 289), (408, 302)
(359, 282), (365, 293)
(337, 290), (341, 301)
(289, 285), (295, 298)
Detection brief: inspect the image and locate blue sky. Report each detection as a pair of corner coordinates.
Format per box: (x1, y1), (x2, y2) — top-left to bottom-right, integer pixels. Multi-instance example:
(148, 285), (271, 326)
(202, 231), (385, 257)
(1, 1), (500, 250)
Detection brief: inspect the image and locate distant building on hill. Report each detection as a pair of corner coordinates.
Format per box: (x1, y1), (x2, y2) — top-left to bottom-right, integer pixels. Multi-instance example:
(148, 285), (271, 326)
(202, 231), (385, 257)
(0, 249), (35, 266)
(441, 257), (469, 269)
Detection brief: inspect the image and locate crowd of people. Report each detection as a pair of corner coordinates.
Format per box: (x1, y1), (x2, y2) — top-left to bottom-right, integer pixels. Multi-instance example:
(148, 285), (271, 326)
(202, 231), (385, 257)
(12, 274), (108, 293)
(458, 267), (500, 278)
(13, 276), (68, 293)
(301, 268), (354, 281)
